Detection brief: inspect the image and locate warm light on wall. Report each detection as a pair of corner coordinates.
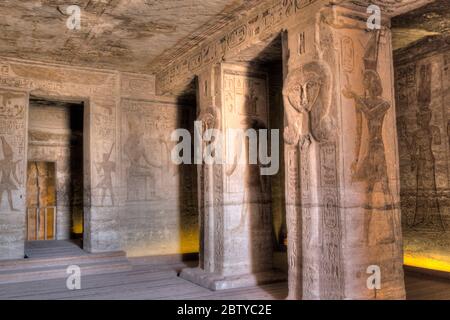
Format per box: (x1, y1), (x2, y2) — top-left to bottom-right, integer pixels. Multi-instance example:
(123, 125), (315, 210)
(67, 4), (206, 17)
(73, 222), (83, 235)
(72, 210), (84, 235)
(404, 254), (450, 273)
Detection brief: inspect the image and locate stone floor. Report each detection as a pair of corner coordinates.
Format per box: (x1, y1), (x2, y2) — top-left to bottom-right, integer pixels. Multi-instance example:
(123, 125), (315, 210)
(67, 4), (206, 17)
(0, 241), (449, 300)
(1, 260), (449, 300)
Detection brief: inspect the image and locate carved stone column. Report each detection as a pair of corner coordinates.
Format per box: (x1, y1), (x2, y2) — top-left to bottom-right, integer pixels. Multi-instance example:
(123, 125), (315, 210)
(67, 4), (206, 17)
(283, 5), (405, 299)
(180, 63), (285, 290)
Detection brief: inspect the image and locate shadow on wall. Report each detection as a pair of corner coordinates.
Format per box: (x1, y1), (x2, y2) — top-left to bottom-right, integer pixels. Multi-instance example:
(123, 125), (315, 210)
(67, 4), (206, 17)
(177, 84), (200, 260)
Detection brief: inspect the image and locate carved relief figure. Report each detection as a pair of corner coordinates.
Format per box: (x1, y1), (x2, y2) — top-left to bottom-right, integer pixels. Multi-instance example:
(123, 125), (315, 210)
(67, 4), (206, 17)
(95, 143), (116, 206)
(0, 91), (25, 118)
(0, 137), (20, 211)
(226, 118), (269, 233)
(342, 31), (395, 244)
(197, 106), (220, 203)
(197, 106), (220, 270)
(283, 60), (334, 145)
(343, 70), (396, 243)
(124, 116), (162, 198)
(244, 83), (258, 116)
(410, 107), (444, 230)
(342, 70), (392, 200)
(401, 64), (445, 231)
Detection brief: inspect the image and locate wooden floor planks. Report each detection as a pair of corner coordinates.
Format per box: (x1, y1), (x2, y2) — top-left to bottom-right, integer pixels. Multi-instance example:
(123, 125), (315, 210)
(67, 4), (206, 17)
(1, 259), (449, 300)
(0, 241), (449, 300)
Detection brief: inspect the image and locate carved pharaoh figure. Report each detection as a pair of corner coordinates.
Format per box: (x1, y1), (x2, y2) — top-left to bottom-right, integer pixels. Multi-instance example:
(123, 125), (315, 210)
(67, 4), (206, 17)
(343, 70), (391, 196)
(342, 69), (396, 244)
(96, 143), (116, 206)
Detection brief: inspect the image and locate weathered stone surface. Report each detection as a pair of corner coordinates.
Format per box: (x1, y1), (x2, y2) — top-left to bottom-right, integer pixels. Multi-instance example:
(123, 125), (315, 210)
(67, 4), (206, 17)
(0, 57), (197, 259)
(0, 0), (262, 74)
(0, 0), (447, 301)
(391, 0), (450, 50)
(181, 63), (285, 289)
(395, 35), (450, 270)
(281, 5), (405, 299)
(120, 99), (198, 257)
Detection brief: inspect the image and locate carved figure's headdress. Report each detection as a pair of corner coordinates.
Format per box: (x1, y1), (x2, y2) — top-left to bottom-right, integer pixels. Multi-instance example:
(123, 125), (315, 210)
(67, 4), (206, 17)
(363, 30), (381, 71)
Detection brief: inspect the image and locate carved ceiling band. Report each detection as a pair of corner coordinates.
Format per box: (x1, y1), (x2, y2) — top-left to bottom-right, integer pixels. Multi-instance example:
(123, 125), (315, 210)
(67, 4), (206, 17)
(156, 0), (323, 94)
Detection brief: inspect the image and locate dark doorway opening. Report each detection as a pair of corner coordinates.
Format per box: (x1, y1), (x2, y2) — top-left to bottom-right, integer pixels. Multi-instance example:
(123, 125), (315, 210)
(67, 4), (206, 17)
(26, 97), (84, 252)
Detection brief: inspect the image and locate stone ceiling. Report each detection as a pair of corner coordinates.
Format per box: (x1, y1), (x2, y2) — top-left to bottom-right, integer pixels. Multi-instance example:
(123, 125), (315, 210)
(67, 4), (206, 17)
(0, 0), (260, 74)
(392, 0), (450, 50)
(0, 0), (446, 74)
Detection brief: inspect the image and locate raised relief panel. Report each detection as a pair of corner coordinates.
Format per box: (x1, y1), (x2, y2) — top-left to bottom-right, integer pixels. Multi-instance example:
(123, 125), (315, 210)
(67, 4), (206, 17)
(121, 100), (180, 202)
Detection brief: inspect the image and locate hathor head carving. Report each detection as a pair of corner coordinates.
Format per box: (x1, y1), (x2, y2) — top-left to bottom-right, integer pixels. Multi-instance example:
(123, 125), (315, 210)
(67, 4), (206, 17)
(198, 106), (220, 132)
(283, 61), (334, 142)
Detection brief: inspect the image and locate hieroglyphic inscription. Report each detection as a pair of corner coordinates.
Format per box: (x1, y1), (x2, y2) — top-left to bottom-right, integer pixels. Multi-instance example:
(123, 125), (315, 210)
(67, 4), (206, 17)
(318, 142), (343, 299)
(158, 0), (319, 93)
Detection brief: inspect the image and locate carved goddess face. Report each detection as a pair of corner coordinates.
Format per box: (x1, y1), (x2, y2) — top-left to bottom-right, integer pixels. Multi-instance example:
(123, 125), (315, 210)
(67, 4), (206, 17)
(286, 70), (321, 113)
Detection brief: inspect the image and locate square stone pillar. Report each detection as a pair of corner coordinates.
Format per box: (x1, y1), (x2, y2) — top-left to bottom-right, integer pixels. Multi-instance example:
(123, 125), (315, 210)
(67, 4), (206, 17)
(282, 5), (405, 299)
(180, 63), (285, 290)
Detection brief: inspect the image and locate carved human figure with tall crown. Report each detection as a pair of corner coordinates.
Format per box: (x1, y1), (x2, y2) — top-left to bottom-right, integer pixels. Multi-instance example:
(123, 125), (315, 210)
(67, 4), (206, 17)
(342, 30), (396, 245)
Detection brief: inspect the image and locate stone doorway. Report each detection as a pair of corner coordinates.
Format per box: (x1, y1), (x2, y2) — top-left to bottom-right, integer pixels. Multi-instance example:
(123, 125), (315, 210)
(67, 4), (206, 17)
(26, 98), (84, 251)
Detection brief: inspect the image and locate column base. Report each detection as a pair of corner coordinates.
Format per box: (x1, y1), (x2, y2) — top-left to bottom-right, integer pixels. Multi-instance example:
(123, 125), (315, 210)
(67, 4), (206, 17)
(179, 267), (286, 291)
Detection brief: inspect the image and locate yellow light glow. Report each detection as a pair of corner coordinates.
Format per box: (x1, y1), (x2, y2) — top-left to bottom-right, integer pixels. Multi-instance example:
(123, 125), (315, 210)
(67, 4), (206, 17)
(404, 254), (450, 273)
